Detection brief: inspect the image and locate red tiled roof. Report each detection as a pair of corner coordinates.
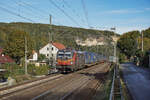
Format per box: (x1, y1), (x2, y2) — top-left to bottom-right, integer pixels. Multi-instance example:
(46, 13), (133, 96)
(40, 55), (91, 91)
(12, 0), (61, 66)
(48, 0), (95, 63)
(0, 55), (14, 64)
(52, 42), (66, 50)
(0, 48), (3, 54)
(0, 48), (14, 64)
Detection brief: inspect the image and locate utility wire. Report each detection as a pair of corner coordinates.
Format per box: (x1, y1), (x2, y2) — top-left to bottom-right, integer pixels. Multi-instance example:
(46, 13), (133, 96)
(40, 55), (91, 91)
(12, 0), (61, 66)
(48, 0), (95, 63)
(62, 0), (86, 26)
(17, 0), (62, 25)
(9, 0), (61, 25)
(81, 0), (90, 28)
(0, 6), (35, 22)
(49, 0), (81, 27)
(12, 0), (48, 19)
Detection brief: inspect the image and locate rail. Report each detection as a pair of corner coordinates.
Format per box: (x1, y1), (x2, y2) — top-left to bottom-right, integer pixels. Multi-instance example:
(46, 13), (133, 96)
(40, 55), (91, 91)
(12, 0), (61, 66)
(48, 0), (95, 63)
(0, 74), (63, 97)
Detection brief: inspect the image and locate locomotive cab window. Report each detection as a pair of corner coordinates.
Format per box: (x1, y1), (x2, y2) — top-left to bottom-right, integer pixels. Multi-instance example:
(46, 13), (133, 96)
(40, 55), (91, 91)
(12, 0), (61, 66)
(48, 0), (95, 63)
(65, 52), (72, 58)
(58, 52), (64, 58)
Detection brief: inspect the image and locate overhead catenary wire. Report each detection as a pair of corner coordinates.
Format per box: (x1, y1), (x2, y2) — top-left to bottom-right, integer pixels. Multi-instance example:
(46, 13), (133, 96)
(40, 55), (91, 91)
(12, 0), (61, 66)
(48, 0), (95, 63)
(81, 0), (90, 28)
(0, 6), (35, 22)
(49, 0), (81, 27)
(17, 0), (63, 25)
(11, 0), (49, 19)
(12, 1), (48, 20)
(61, 0), (87, 26)
(5, 0), (61, 25)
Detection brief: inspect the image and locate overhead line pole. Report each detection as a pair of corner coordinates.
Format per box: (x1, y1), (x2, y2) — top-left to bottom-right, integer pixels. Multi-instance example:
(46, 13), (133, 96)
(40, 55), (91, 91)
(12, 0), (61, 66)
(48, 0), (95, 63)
(110, 27), (117, 63)
(49, 15), (53, 66)
(141, 31), (144, 52)
(114, 27), (117, 63)
(25, 36), (28, 75)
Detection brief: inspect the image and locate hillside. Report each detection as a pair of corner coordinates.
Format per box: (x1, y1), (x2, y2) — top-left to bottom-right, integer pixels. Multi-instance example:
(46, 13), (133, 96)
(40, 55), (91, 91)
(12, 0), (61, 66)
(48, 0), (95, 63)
(0, 22), (119, 56)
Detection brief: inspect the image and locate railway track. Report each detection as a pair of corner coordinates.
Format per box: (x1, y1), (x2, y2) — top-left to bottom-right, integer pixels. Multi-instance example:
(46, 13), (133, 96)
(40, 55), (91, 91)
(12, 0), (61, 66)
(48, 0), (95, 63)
(32, 63), (109, 100)
(0, 74), (63, 98)
(1, 63), (110, 100)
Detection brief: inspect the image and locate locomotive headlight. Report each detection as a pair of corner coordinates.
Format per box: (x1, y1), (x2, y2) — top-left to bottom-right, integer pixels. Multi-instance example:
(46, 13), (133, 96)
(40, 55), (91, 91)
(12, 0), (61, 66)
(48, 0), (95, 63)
(70, 61), (73, 64)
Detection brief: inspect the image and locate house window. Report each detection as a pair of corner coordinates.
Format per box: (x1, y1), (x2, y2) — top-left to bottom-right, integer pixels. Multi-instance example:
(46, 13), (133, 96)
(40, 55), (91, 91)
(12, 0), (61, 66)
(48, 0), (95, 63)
(47, 54), (49, 57)
(52, 54), (53, 57)
(47, 47), (49, 51)
(52, 47), (54, 51)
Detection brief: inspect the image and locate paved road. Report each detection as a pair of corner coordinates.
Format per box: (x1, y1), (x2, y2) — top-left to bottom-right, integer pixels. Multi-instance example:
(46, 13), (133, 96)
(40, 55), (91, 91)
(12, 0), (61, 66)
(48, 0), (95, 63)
(120, 63), (150, 100)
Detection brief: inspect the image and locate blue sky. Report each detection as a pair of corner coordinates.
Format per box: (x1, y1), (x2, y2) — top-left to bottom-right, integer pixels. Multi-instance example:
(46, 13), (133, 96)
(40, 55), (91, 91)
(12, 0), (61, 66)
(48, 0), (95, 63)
(0, 0), (150, 34)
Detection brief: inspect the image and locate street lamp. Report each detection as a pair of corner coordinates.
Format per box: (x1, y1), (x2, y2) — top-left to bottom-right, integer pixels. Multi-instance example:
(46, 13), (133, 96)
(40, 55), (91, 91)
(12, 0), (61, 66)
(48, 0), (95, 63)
(141, 30), (144, 52)
(110, 27), (117, 63)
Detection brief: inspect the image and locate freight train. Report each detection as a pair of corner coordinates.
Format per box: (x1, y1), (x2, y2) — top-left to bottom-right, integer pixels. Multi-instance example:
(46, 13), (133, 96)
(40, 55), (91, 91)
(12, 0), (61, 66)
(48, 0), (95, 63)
(56, 49), (107, 73)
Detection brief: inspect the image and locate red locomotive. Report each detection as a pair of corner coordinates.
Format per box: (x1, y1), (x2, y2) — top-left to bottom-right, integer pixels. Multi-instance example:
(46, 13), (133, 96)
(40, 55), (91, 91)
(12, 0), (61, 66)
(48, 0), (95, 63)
(56, 49), (85, 73)
(56, 49), (107, 73)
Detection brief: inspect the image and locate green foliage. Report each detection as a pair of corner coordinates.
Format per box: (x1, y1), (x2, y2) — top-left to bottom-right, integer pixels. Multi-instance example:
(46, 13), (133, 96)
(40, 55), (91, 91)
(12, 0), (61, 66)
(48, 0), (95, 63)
(143, 28), (150, 38)
(0, 22), (116, 54)
(140, 51), (150, 68)
(117, 31), (140, 58)
(119, 53), (127, 63)
(0, 63), (25, 78)
(3, 29), (34, 64)
(1, 63), (49, 79)
(27, 64), (49, 75)
(117, 28), (150, 67)
(38, 54), (46, 61)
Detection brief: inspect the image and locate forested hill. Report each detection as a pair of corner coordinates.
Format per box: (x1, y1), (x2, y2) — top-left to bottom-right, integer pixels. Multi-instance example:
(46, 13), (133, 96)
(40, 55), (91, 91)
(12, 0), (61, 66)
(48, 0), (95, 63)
(0, 22), (118, 53)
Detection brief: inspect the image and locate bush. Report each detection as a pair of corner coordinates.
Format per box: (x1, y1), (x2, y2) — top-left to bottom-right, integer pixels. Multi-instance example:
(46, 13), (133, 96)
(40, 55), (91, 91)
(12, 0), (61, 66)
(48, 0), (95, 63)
(28, 64), (49, 76)
(119, 53), (127, 63)
(140, 51), (149, 68)
(0, 63), (25, 78)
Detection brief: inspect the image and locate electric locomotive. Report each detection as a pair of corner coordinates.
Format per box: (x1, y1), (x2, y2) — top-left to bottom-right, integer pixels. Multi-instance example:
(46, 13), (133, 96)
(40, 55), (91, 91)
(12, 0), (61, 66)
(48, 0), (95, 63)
(56, 49), (85, 73)
(56, 49), (107, 73)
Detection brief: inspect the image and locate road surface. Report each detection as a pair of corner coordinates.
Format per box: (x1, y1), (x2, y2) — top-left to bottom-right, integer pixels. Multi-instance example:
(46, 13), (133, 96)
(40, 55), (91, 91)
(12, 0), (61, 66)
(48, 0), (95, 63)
(120, 63), (150, 100)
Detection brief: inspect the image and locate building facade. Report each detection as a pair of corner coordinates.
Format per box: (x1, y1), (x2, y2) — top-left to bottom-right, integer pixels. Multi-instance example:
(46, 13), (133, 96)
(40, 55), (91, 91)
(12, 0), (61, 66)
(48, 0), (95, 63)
(28, 50), (38, 62)
(39, 42), (65, 65)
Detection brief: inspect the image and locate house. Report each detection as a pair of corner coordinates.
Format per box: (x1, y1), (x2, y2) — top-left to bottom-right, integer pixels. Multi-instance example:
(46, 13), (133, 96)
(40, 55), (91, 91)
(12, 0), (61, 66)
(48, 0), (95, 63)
(0, 48), (14, 64)
(28, 50), (38, 62)
(39, 42), (66, 65)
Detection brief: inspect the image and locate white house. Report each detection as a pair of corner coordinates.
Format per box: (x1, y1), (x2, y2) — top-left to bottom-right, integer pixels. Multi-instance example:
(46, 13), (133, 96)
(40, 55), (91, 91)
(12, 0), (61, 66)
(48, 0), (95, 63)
(28, 50), (38, 61)
(39, 42), (66, 63)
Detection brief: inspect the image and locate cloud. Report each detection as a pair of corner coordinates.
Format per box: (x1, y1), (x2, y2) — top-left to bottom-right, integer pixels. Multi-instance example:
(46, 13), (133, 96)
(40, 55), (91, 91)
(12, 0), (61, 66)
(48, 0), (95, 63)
(105, 9), (143, 14)
(145, 8), (150, 11)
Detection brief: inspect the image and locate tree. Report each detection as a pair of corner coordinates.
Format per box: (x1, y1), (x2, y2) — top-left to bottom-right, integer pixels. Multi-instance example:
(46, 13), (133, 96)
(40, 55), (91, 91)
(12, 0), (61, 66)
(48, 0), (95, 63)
(143, 28), (150, 38)
(38, 54), (46, 62)
(3, 30), (34, 64)
(117, 31), (140, 59)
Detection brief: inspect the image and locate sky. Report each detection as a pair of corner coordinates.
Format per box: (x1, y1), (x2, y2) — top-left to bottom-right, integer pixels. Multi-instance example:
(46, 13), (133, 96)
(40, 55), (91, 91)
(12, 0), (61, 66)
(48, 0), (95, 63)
(0, 0), (150, 34)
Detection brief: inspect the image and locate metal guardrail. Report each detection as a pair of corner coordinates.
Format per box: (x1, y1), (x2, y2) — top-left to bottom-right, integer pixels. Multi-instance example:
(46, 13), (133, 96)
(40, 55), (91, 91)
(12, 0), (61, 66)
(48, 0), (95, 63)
(109, 66), (115, 100)
(109, 64), (124, 100)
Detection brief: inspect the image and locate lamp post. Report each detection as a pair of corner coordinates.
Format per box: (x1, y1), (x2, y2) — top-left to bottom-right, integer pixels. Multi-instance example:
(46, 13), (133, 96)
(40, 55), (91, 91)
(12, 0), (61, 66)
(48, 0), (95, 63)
(110, 27), (117, 63)
(25, 36), (28, 75)
(141, 31), (144, 52)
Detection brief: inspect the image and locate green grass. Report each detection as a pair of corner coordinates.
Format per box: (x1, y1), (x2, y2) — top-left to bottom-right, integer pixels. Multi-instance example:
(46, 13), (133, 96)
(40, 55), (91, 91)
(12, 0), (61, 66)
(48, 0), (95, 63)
(1, 63), (50, 83)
